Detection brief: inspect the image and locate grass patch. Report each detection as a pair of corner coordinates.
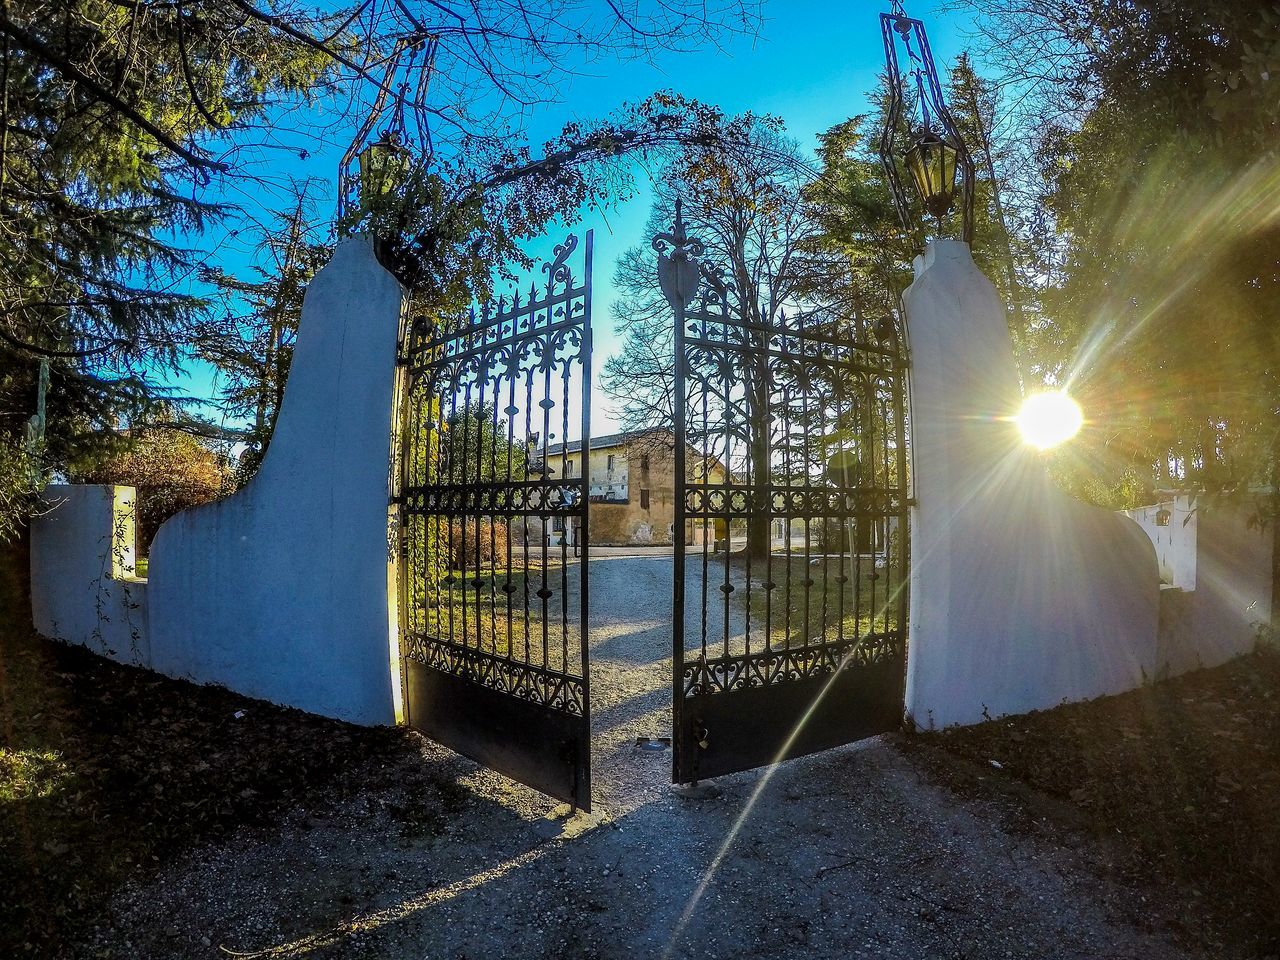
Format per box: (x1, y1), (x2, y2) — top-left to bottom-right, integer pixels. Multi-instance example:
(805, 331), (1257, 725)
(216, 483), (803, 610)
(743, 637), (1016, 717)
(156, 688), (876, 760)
(907, 645), (1280, 957)
(736, 555), (904, 646)
(407, 563), (579, 666)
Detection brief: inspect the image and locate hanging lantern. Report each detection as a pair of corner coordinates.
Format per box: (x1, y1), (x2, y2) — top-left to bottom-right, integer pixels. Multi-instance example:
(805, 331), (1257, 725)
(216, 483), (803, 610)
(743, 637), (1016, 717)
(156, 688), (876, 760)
(878, 4), (975, 243)
(873, 312), (899, 347)
(357, 130), (410, 206)
(903, 129), (959, 221)
(335, 33), (440, 230)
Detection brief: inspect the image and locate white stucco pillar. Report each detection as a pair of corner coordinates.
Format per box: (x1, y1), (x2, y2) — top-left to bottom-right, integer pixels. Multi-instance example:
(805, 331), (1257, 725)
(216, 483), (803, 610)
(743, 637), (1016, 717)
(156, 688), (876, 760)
(903, 240), (1159, 729)
(147, 235), (404, 725)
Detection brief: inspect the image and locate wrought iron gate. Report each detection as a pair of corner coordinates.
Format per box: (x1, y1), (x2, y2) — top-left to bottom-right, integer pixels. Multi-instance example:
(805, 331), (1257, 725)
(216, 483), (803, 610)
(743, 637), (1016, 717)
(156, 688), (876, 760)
(397, 233), (593, 810)
(658, 212), (910, 785)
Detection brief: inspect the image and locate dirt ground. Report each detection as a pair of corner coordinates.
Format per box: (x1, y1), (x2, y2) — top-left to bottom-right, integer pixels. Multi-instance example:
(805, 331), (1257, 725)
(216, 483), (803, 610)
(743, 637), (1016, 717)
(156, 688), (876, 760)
(909, 645), (1280, 958)
(74, 556), (1205, 960)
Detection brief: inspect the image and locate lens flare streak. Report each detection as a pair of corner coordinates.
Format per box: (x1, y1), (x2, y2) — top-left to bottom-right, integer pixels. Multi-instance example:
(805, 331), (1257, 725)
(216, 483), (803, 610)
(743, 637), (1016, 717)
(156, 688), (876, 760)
(661, 586), (906, 960)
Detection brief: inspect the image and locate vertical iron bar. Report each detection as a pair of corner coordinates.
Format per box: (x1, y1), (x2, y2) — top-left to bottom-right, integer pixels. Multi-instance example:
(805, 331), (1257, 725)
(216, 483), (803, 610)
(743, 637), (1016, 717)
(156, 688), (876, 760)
(505, 357), (516, 661)
(488, 376), (501, 656)
(801, 378), (812, 650)
(540, 316), (553, 672)
(893, 363), (910, 658)
(671, 264), (688, 784)
(835, 371), (848, 647)
(523, 368), (535, 663)
(881, 394), (892, 635)
(476, 360), (489, 654)
(580, 231), (593, 766)
(560, 360), (570, 674)
(720, 352), (732, 662)
(864, 374), (876, 639)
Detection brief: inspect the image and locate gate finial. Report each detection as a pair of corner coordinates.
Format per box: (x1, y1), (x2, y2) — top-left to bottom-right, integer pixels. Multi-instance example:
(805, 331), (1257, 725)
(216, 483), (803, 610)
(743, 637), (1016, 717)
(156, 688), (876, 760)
(653, 197), (705, 308)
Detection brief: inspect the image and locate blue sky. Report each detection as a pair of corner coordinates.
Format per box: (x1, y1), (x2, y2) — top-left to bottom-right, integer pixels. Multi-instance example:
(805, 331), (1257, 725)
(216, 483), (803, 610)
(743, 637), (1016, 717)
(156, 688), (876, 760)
(175, 1), (976, 437)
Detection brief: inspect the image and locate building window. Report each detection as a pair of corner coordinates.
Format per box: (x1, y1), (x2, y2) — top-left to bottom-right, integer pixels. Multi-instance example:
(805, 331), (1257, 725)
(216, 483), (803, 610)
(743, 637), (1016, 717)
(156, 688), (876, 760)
(607, 454), (615, 471)
(640, 488), (650, 510)
(566, 459), (573, 475)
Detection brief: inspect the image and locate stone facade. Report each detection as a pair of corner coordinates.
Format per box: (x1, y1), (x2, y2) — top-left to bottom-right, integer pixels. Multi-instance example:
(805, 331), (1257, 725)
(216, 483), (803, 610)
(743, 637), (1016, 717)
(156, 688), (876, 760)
(545, 431), (721, 546)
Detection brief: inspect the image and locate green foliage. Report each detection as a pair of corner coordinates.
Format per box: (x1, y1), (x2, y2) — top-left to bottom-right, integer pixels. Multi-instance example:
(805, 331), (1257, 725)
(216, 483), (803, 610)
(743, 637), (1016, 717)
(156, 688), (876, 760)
(401, 385), (444, 641)
(351, 94), (789, 320)
(800, 111), (914, 321)
(0, 441), (41, 543)
(803, 59), (1038, 349)
(0, 0), (758, 544)
(441, 401), (529, 485)
(69, 423), (233, 551)
(0, 0), (336, 535)
(958, 0), (1280, 507)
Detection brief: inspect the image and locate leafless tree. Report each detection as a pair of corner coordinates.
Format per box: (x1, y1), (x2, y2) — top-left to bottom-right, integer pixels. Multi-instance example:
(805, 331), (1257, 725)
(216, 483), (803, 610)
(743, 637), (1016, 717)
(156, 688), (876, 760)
(602, 119), (839, 556)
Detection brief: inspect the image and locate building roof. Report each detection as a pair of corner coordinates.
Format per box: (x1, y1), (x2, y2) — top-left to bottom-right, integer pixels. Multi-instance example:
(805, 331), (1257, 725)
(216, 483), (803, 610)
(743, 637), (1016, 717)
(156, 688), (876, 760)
(543, 429), (667, 457)
(537, 428), (728, 478)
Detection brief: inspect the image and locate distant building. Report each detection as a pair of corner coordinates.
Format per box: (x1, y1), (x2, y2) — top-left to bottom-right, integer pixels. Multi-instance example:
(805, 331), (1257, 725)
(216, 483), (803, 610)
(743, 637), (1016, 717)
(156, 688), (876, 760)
(541, 430), (724, 546)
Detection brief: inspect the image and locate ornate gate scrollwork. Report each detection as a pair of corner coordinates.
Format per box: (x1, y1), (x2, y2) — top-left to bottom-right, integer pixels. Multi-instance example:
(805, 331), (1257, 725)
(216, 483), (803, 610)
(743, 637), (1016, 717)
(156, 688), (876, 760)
(398, 232), (593, 810)
(659, 209), (910, 784)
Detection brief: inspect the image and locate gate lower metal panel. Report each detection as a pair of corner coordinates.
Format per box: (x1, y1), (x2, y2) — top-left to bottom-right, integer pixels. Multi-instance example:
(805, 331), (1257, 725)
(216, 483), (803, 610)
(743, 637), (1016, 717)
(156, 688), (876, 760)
(675, 650), (905, 783)
(398, 232), (592, 811)
(404, 657), (589, 807)
(658, 211), (909, 785)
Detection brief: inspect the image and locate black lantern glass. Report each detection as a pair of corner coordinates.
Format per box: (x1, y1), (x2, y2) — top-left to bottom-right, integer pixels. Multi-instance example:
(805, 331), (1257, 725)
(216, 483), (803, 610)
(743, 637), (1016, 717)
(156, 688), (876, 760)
(903, 129), (958, 221)
(357, 131), (410, 205)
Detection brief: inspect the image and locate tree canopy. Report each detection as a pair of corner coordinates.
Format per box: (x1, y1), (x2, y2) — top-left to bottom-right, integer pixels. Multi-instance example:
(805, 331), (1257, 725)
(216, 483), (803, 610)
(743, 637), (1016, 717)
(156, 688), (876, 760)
(0, 0), (761, 539)
(953, 0), (1280, 509)
(197, 182), (331, 482)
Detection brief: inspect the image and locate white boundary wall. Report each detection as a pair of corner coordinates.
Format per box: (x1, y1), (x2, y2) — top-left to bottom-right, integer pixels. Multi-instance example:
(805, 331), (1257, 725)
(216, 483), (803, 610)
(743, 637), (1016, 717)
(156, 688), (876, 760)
(1125, 496), (1197, 589)
(37, 234), (1255, 733)
(904, 240), (1161, 729)
(30, 484), (150, 664)
(30, 236), (403, 725)
(1126, 494), (1272, 676)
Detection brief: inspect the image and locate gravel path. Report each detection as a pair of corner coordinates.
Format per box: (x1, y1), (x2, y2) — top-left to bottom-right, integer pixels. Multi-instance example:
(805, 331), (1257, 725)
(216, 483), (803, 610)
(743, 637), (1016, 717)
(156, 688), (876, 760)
(85, 557), (1201, 960)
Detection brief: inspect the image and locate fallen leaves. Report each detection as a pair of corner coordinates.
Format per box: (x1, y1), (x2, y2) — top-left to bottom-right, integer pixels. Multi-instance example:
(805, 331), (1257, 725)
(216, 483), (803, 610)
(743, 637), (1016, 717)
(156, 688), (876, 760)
(0, 621), (424, 957)
(917, 646), (1280, 957)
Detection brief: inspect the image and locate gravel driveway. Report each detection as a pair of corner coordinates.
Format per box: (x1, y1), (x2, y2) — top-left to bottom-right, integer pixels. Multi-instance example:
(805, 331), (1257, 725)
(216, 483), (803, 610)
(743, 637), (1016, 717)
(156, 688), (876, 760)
(85, 556), (1200, 959)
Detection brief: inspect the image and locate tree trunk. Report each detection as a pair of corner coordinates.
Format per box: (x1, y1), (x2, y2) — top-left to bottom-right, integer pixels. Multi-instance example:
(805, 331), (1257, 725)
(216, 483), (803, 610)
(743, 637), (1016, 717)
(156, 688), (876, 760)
(962, 77), (1026, 342)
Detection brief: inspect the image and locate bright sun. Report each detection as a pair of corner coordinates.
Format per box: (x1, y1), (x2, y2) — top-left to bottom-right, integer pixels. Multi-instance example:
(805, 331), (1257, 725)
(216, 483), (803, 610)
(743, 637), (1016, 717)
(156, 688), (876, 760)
(1016, 390), (1084, 450)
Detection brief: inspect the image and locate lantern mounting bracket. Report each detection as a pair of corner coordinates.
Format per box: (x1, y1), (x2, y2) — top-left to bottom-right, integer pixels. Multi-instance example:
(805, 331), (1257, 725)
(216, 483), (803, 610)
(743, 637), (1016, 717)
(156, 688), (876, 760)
(878, 8), (976, 244)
